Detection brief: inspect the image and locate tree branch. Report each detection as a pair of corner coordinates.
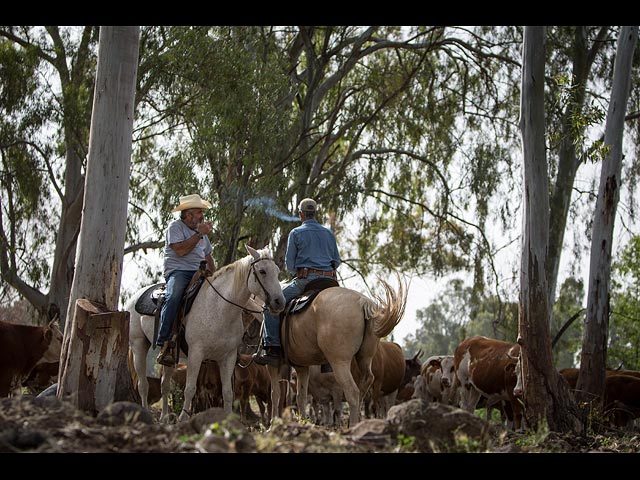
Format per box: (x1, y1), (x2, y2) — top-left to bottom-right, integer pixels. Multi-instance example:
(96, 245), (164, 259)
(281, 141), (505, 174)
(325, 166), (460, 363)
(124, 241), (164, 256)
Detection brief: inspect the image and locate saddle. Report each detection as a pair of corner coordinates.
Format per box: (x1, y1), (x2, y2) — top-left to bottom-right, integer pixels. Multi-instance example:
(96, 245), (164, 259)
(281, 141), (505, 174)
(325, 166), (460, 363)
(134, 265), (209, 359)
(282, 277), (340, 317)
(281, 277), (339, 367)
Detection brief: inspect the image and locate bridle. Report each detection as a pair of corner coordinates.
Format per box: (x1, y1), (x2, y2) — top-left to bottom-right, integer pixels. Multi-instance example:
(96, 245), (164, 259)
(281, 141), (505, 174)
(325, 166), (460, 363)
(203, 257), (275, 315)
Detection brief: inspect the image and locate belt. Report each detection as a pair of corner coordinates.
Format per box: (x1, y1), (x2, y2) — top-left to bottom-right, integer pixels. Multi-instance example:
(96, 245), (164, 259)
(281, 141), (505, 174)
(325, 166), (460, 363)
(297, 268), (336, 279)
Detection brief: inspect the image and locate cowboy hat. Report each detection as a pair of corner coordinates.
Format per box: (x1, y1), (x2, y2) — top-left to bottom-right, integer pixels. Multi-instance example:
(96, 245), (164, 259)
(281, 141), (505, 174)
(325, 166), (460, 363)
(171, 194), (212, 212)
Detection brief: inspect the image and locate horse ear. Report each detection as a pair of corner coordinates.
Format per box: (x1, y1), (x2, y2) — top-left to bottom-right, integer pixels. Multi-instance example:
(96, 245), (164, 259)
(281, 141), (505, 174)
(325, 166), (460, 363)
(245, 245), (260, 260)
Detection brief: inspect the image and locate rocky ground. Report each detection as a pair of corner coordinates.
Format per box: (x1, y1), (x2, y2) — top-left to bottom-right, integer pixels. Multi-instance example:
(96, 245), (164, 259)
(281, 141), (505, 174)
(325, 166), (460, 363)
(1, 394), (639, 455)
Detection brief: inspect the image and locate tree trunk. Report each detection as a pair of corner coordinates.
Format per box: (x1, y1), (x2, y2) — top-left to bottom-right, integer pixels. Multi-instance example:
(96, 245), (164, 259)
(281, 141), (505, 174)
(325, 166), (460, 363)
(546, 27), (609, 316)
(58, 299), (131, 414)
(58, 26), (140, 411)
(519, 26), (580, 433)
(576, 26), (638, 412)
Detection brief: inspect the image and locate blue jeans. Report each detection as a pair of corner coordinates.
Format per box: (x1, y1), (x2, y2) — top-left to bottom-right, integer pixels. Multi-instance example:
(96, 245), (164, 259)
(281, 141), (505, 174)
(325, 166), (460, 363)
(156, 269), (196, 347)
(263, 273), (328, 347)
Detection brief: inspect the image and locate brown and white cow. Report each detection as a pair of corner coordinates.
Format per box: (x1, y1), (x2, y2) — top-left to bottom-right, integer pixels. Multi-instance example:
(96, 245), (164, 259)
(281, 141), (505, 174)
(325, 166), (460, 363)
(0, 319), (63, 397)
(453, 336), (523, 429)
(412, 354), (458, 405)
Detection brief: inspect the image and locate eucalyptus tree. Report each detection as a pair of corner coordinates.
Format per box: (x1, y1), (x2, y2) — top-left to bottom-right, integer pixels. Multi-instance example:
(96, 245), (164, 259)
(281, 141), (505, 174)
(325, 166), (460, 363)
(58, 27), (140, 409)
(576, 25), (638, 411)
(518, 25), (580, 432)
(544, 27), (612, 317)
(124, 26), (523, 287)
(0, 26), (99, 328)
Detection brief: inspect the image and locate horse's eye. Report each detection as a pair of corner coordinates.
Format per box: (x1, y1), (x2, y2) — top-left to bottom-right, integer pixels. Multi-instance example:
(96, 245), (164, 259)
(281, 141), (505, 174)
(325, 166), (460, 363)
(259, 269), (266, 275)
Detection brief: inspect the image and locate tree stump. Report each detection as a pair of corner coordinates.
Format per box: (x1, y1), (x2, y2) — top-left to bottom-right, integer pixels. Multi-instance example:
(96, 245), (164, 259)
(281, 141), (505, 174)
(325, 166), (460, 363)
(58, 298), (136, 414)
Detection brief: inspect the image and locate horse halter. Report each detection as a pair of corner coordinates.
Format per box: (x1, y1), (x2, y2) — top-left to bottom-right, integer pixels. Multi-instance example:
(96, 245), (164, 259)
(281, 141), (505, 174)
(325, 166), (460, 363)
(203, 256), (276, 314)
(247, 257), (275, 312)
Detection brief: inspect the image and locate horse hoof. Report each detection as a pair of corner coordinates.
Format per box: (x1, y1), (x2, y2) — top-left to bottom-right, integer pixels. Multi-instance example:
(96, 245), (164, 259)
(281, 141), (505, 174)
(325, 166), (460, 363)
(178, 410), (191, 423)
(160, 413), (177, 424)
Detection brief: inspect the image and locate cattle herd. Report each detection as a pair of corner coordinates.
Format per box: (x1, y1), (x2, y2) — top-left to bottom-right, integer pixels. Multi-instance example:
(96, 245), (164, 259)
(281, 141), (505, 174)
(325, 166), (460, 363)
(2, 318), (640, 432)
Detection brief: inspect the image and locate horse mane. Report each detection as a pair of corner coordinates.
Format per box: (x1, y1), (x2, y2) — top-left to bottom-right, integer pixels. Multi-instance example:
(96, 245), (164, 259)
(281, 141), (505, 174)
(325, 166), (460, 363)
(208, 247), (274, 293)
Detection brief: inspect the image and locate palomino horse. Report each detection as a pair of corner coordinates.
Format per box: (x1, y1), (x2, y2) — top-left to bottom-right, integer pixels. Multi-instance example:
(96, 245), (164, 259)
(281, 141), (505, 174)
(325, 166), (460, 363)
(127, 246), (285, 422)
(267, 277), (406, 427)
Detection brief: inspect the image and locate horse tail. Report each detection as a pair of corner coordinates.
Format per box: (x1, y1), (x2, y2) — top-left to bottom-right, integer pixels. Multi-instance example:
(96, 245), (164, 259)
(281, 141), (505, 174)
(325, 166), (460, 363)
(359, 275), (408, 338)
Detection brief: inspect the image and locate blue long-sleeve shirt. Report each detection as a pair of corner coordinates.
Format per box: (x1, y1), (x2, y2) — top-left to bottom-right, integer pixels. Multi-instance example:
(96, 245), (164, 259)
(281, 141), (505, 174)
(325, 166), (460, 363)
(285, 219), (341, 275)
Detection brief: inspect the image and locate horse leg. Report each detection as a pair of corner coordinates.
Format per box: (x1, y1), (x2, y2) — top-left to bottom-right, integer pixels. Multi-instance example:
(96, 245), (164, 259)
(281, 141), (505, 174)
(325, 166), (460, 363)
(218, 352), (236, 416)
(130, 339), (150, 409)
(179, 352), (204, 422)
(330, 360), (360, 427)
(354, 354), (375, 413)
(159, 365), (175, 422)
(294, 366), (310, 420)
(332, 389), (343, 427)
(267, 365), (281, 427)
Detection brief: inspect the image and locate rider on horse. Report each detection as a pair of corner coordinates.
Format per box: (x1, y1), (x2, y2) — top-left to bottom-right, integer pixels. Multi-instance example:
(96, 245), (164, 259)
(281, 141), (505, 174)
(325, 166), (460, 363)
(156, 194), (216, 366)
(254, 197), (341, 366)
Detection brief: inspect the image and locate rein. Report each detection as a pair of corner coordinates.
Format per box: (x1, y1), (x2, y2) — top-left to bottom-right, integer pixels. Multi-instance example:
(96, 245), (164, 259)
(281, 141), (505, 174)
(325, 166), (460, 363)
(203, 257), (272, 315)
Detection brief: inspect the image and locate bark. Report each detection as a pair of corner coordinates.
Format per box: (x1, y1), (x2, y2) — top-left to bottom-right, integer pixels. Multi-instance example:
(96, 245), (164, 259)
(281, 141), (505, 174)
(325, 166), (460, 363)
(546, 27), (609, 316)
(577, 26), (638, 411)
(58, 26), (140, 411)
(519, 26), (581, 433)
(58, 299), (132, 413)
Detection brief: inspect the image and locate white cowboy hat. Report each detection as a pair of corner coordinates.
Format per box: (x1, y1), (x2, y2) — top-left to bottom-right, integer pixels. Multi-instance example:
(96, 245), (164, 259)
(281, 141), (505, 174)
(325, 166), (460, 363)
(171, 194), (212, 212)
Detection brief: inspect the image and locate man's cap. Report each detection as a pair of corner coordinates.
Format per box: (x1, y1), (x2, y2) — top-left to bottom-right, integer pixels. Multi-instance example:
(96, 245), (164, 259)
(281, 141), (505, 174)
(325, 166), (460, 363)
(298, 198), (317, 212)
(171, 194), (212, 213)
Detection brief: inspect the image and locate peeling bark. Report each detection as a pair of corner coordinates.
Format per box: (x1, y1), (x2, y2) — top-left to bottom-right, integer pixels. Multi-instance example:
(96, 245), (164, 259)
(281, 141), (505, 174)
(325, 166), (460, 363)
(577, 26), (638, 414)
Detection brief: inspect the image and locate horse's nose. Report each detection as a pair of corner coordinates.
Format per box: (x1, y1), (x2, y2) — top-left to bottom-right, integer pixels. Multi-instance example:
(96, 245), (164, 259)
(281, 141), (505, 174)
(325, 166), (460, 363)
(272, 296), (284, 312)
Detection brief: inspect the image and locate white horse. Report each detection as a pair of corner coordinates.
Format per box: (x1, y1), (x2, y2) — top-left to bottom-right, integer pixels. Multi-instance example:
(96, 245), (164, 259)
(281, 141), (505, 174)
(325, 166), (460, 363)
(127, 245), (285, 422)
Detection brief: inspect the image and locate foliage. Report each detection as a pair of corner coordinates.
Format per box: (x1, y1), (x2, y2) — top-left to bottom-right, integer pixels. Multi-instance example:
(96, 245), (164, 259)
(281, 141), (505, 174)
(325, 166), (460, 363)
(402, 279), (467, 356)
(609, 234), (640, 370)
(1, 26), (639, 343)
(403, 277), (519, 356)
(0, 35), (55, 299)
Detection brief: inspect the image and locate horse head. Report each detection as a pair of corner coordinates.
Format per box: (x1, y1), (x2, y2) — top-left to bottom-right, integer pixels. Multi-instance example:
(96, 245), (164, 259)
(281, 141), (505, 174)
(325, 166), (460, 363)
(245, 245), (285, 315)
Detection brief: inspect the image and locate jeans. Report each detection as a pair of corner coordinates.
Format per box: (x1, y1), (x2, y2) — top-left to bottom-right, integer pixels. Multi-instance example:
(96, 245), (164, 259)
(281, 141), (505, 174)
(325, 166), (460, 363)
(156, 269), (196, 347)
(262, 273), (328, 347)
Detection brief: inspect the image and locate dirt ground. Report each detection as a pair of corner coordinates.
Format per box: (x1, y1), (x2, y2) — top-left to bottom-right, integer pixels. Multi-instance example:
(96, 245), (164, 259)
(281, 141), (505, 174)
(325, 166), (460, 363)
(1, 394), (639, 454)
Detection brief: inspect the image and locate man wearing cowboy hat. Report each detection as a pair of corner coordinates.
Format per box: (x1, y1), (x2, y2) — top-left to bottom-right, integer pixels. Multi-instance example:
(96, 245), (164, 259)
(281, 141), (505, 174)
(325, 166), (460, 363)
(156, 194), (216, 366)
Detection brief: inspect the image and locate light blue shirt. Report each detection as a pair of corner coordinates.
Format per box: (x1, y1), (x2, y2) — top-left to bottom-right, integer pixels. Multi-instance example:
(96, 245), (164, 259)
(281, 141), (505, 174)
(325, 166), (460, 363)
(285, 219), (341, 275)
(163, 219), (213, 277)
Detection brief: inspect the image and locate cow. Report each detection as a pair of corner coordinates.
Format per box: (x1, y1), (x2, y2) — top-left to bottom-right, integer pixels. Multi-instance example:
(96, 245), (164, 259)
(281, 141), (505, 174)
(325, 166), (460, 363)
(604, 374), (640, 428)
(235, 353), (272, 425)
(396, 349), (423, 403)
(453, 336), (523, 429)
(357, 340), (406, 418)
(412, 355), (457, 405)
(0, 320), (63, 397)
(307, 364), (345, 427)
(559, 367), (640, 428)
(301, 341), (406, 423)
(23, 361), (59, 394)
(559, 367), (640, 389)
